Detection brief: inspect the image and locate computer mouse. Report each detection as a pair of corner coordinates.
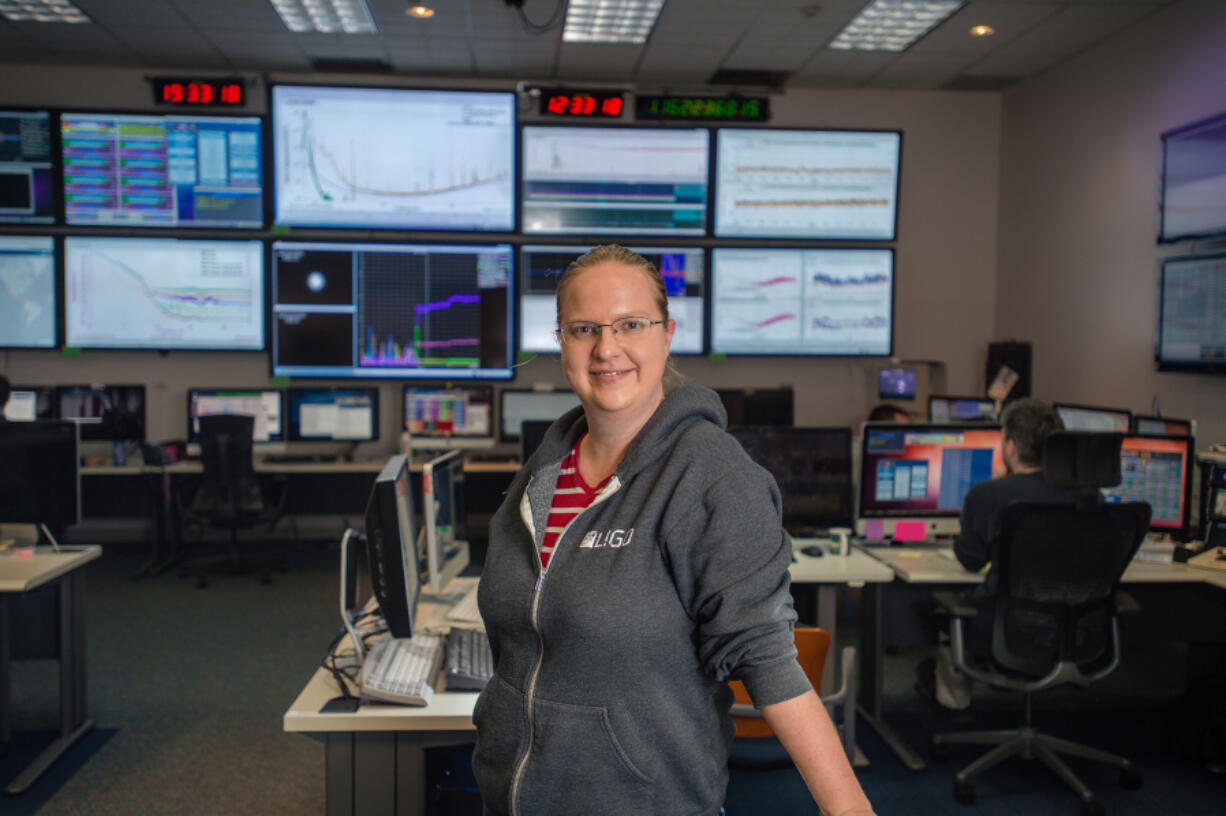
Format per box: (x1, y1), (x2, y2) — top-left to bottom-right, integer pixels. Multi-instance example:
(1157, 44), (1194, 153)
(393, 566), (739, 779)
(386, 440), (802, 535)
(800, 545), (825, 558)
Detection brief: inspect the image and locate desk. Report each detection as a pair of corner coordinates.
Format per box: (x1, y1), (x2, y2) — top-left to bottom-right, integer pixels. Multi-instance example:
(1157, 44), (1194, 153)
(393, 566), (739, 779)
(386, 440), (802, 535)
(0, 545), (101, 795)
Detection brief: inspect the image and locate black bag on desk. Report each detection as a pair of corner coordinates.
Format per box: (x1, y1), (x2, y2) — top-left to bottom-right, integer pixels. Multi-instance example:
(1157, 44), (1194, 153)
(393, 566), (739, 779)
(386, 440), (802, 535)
(1169, 685), (1226, 763)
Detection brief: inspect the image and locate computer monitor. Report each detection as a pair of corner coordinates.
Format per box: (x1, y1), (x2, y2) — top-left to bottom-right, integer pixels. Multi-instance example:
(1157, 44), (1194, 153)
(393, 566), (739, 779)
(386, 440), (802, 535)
(5, 386), (51, 422)
(363, 454), (420, 638)
(402, 385), (494, 449)
(187, 389), (284, 444)
(57, 385), (146, 442)
(1053, 402), (1132, 433)
(499, 389), (582, 443)
(1102, 434), (1194, 537)
(271, 84), (515, 231)
(520, 125), (709, 236)
(520, 419), (553, 463)
(713, 128), (901, 241)
(0, 109), (55, 224)
(422, 450), (469, 593)
(271, 240), (514, 380)
(929, 395), (998, 423)
(878, 367), (916, 400)
(714, 387), (794, 427)
(64, 236), (265, 350)
(1159, 110), (1226, 244)
(518, 244), (706, 354)
(728, 426), (854, 533)
(1155, 252), (1226, 372)
(60, 111), (263, 228)
(0, 420), (79, 529)
(710, 248), (893, 356)
(286, 387), (378, 443)
(857, 423), (1006, 538)
(1133, 414), (1192, 436)
(0, 235), (56, 348)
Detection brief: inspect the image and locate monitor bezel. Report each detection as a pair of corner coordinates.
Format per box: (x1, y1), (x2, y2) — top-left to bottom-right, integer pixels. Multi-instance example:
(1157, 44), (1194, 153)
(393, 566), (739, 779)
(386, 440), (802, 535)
(1052, 401), (1134, 432)
(0, 233), (59, 349)
(364, 454), (420, 638)
(1154, 251), (1226, 373)
(186, 387), (286, 444)
(285, 385), (379, 443)
(1158, 109), (1226, 245)
(727, 424), (855, 530)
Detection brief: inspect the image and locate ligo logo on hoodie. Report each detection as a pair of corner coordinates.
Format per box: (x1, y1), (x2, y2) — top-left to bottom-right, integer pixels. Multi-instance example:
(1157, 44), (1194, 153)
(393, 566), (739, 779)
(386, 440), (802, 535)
(579, 528), (634, 549)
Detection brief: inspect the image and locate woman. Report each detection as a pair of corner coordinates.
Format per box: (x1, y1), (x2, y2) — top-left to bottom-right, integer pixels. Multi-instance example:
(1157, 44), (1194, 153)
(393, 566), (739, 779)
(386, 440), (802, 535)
(474, 245), (874, 816)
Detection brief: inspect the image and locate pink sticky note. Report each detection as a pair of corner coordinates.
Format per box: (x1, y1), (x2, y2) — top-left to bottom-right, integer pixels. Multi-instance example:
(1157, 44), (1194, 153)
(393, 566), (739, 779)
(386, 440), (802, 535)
(864, 519), (885, 540)
(894, 520), (928, 542)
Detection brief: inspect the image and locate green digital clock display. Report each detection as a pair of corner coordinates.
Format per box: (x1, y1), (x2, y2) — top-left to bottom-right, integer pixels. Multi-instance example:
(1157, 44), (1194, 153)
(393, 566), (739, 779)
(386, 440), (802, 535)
(635, 95), (769, 122)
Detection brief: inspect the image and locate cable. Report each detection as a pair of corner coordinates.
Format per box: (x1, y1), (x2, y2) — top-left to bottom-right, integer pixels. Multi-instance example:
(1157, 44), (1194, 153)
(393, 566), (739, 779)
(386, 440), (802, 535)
(508, 0), (566, 35)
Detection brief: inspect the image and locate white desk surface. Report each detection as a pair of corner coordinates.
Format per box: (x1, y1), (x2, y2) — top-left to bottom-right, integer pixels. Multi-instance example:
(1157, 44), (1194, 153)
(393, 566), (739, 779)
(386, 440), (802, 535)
(789, 541), (896, 584)
(284, 665), (478, 734)
(0, 545), (102, 593)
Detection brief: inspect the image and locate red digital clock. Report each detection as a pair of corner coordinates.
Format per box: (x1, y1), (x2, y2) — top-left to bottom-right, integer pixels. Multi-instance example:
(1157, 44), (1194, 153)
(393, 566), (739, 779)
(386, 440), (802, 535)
(151, 78), (245, 107)
(540, 90), (624, 118)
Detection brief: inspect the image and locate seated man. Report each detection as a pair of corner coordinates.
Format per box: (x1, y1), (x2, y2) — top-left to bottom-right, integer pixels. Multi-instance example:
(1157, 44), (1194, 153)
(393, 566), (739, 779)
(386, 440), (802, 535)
(867, 403), (910, 423)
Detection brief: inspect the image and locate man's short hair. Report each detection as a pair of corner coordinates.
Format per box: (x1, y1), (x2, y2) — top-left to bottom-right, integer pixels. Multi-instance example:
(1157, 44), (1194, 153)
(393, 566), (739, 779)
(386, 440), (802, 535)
(1000, 398), (1064, 467)
(868, 403), (909, 422)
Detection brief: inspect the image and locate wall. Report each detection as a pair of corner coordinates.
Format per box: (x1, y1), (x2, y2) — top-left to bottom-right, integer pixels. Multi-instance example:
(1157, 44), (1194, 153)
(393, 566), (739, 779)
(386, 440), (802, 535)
(996, 0), (1226, 445)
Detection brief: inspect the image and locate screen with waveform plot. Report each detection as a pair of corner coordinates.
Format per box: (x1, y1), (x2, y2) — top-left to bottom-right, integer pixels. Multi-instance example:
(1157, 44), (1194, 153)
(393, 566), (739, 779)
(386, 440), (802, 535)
(518, 244), (706, 354)
(271, 85), (515, 231)
(0, 235), (56, 348)
(0, 109), (55, 224)
(272, 241), (514, 380)
(711, 248), (893, 356)
(64, 236), (265, 350)
(60, 112), (263, 228)
(521, 126), (709, 236)
(1156, 252), (1226, 372)
(714, 128), (901, 240)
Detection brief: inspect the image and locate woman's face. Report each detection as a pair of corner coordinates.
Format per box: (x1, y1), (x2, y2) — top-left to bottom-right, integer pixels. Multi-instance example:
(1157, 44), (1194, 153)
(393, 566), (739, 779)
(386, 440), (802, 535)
(558, 261), (675, 426)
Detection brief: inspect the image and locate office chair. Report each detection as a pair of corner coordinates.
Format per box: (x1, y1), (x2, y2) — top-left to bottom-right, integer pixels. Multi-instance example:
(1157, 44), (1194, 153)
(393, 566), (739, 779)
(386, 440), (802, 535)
(177, 414), (288, 588)
(930, 432), (1149, 816)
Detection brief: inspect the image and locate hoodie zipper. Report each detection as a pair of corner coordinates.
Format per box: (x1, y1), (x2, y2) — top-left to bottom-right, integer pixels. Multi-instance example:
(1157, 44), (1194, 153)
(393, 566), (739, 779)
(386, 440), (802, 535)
(509, 474), (621, 816)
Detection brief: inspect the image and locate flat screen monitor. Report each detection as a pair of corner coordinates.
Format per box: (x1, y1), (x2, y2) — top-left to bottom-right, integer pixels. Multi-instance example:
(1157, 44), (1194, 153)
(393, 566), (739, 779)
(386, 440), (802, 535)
(710, 248), (893, 356)
(1155, 252), (1226, 372)
(1159, 110), (1226, 243)
(0, 420), (79, 528)
(187, 389), (284, 443)
(499, 389), (582, 443)
(57, 384), (146, 442)
(714, 387), (794, 427)
(287, 387), (378, 442)
(271, 84), (515, 231)
(521, 125), (709, 236)
(520, 419), (553, 463)
(518, 244), (706, 354)
(1102, 434), (1193, 536)
(60, 112), (263, 228)
(64, 236), (265, 350)
(3, 386), (54, 422)
(858, 423), (1006, 538)
(0, 109), (54, 224)
(929, 395), (998, 423)
(878, 367), (916, 399)
(403, 385), (494, 448)
(1053, 402), (1132, 434)
(364, 454), (420, 638)
(729, 426), (853, 533)
(1133, 414), (1192, 436)
(714, 128), (901, 240)
(0, 235), (56, 348)
(422, 449), (469, 593)
(271, 240), (514, 380)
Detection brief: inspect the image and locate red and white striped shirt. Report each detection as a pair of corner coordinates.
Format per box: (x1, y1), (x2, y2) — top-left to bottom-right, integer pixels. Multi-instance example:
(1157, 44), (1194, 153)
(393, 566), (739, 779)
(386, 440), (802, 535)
(540, 437), (609, 570)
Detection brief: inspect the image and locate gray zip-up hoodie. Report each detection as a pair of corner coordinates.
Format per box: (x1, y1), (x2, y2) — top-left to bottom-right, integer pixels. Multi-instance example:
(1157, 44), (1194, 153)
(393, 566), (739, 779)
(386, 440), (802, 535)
(473, 384), (811, 816)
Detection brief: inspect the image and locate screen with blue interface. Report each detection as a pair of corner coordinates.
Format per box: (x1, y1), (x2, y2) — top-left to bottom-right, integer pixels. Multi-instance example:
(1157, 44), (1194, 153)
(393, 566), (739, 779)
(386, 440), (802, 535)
(518, 244), (705, 354)
(0, 235), (56, 348)
(288, 387), (378, 442)
(859, 425), (1004, 517)
(61, 112), (262, 228)
(711, 248), (892, 355)
(1160, 111), (1226, 243)
(714, 128), (901, 240)
(1156, 252), (1226, 371)
(1101, 434), (1192, 534)
(0, 109), (55, 224)
(272, 241), (514, 380)
(188, 389), (284, 443)
(64, 237), (264, 350)
(272, 85), (515, 231)
(521, 126), (709, 236)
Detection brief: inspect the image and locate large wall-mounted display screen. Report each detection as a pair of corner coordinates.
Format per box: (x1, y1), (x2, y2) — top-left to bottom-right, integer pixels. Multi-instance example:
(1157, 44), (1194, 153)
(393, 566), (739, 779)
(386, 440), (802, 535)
(0, 109), (55, 224)
(0, 235), (56, 348)
(1156, 252), (1226, 372)
(272, 241), (514, 380)
(64, 236), (265, 350)
(1160, 110), (1226, 244)
(521, 126), (709, 236)
(60, 112), (263, 228)
(714, 128), (901, 240)
(272, 85), (515, 231)
(710, 248), (893, 356)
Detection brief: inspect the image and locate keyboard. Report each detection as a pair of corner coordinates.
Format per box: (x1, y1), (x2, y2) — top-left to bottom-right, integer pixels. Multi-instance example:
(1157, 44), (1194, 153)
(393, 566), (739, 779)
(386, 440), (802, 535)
(446, 627), (494, 691)
(359, 633), (444, 706)
(446, 584), (483, 624)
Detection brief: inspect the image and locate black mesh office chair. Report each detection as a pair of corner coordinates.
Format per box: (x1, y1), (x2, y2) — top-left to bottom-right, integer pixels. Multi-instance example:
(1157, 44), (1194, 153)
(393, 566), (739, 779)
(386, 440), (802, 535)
(930, 432), (1150, 816)
(178, 414), (287, 588)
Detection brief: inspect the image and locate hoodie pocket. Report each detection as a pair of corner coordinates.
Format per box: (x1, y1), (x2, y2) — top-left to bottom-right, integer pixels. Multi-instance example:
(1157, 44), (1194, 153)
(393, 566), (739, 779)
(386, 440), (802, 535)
(472, 673), (527, 815)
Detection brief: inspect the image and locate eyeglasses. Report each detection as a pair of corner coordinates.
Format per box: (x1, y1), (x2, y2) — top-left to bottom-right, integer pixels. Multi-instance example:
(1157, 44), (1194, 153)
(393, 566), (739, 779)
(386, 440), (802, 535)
(555, 317), (665, 345)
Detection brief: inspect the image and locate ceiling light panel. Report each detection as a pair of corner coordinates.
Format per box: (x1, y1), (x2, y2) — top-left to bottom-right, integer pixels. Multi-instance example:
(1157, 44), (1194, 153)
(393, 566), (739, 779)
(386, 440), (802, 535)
(0, 0), (89, 23)
(269, 0), (377, 34)
(828, 0), (964, 53)
(563, 0), (667, 44)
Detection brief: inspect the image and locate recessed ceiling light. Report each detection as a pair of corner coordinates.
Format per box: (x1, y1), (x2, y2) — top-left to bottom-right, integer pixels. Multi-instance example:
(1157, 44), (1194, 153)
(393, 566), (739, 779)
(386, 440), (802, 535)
(828, 0), (964, 52)
(269, 0), (377, 34)
(563, 0), (667, 44)
(969, 24), (995, 37)
(0, 0), (90, 23)
(406, 5), (433, 19)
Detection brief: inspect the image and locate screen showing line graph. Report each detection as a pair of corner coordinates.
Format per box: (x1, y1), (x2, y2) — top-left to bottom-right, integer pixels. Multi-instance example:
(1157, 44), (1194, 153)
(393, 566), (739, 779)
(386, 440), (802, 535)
(714, 129), (900, 240)
(64, 237), (265, 350)
(272, 85), (515, 231)
(711, 248), (893, 356)
(0, 235), (56, 348)
(272, 241), (514, 380)
(521, 126), (709, 235)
